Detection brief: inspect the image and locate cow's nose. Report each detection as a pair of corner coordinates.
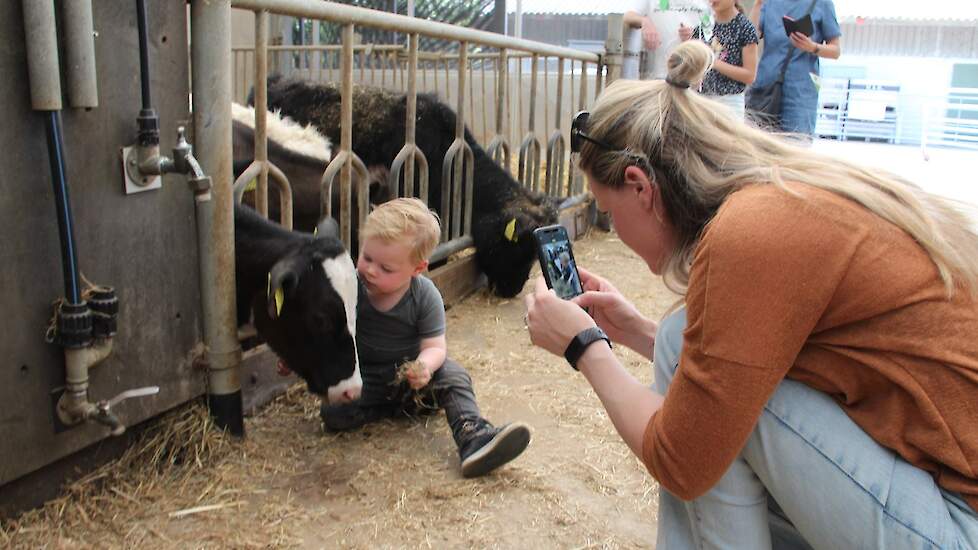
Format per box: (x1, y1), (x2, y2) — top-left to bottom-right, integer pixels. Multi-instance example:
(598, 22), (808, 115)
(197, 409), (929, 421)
(342, 386), (361, 402)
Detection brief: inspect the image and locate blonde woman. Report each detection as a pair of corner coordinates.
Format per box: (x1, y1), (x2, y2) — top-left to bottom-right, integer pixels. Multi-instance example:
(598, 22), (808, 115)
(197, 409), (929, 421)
(525, 40), (978, 548)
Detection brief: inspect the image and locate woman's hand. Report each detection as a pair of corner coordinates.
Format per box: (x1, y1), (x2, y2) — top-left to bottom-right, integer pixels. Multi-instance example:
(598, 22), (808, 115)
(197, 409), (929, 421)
(524, 277), (596, 357)
(572, 267), (657, 360)
(641, 17), (662, 50)
(678, 23), (694, 42)
(789, 31), (818, 54)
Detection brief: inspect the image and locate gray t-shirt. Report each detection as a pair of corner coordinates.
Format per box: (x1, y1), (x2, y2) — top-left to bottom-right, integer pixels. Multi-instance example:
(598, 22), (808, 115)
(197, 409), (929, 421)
(357, 275), (446, 390)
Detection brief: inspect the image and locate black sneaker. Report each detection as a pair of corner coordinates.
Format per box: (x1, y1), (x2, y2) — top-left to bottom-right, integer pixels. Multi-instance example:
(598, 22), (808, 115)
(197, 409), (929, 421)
(458, 420), (531, 478)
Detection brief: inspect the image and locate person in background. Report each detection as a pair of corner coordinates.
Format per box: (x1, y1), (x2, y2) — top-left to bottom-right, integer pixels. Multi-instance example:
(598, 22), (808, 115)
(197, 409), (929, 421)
(679, 0), (758, 119)
(525, 40), (978, 548)
(625, 0), (711, 80)
(749, 0), (841, 136)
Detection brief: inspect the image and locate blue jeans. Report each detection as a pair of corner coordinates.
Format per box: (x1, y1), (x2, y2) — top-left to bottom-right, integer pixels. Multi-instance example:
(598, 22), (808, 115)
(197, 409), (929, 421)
(652, 307), (978, 549)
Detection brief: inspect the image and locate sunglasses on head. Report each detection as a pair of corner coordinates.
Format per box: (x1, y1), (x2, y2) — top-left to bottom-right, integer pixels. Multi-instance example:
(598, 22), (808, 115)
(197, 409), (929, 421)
(571, 110), (622, 154)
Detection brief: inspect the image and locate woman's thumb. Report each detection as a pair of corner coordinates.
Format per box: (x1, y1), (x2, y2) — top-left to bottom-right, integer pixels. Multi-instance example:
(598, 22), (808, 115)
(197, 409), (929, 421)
(573, 290), (613, 309)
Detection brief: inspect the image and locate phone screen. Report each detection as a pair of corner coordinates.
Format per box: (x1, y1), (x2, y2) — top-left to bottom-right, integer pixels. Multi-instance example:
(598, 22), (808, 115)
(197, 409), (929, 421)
(533, 225), (584, 300)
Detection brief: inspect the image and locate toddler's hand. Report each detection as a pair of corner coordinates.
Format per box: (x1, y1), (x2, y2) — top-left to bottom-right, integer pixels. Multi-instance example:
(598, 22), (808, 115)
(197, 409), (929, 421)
(404, 361), (432, 390)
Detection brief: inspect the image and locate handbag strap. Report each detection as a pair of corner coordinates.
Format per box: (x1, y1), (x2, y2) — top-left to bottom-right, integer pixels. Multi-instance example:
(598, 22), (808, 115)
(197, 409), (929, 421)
(774, 0), (819, 83)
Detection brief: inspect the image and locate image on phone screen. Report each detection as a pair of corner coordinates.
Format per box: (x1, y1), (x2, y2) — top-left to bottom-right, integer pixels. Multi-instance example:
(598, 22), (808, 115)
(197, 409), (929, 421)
(534, 226), (584, 300)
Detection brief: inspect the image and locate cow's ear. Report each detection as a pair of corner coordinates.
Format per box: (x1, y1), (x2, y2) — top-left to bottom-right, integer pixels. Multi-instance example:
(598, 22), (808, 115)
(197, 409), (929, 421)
(267, 256), (302, 319)
(314, 216), (339, 240)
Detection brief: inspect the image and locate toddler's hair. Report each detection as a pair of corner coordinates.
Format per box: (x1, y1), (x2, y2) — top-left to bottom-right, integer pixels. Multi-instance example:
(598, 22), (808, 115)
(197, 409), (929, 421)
(361, 198), (441, 264)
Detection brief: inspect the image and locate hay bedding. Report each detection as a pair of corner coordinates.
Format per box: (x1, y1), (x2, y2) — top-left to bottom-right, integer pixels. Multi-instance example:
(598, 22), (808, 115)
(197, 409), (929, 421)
(2, 232), (678, 549)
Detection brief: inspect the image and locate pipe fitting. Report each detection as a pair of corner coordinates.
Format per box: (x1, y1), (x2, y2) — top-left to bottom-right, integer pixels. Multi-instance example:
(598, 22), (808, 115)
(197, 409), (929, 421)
(56, 301), (93, 349)
(87, 286), (119, 338)
(56, 338), (114, 427)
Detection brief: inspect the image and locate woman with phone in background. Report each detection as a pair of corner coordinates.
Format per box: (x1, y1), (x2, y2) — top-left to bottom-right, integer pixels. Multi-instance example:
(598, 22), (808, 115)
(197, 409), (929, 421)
(524, 40), (978, 548)
(749, 0), (841, 137)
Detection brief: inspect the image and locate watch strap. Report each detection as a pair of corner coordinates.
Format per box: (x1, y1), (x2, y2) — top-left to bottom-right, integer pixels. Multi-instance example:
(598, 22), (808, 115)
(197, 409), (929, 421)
(564, 327), (612, 370)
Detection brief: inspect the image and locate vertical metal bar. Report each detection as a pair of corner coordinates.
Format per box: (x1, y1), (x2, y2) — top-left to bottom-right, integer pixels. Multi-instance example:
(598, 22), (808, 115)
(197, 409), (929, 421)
(406, 34), (419, 198)
(604, 14), (624, 85)
(443, 57), (450, 103)
(340, 23), (355, 246)
(544, 56), (550, 138)
(431, 56), (437, 95)
(312, 20), (320, 78)
(360, 48), (366, 83)
(497, 50), (507, 141)
(481, 58), (488, 143)
(191, 0), (243, 437)
(517, 56), (524, 147)
(452, 43), (468, 238)
(554, 57), (564, 195)
(468, 59), (475, 136)
(254, 11), (270, 218)
(529, 55), (538, 134)
(327, 50), (334, 83)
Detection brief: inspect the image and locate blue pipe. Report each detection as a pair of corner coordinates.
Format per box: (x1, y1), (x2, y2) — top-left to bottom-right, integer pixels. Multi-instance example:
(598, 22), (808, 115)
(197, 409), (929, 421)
(44, 111), (82, 305)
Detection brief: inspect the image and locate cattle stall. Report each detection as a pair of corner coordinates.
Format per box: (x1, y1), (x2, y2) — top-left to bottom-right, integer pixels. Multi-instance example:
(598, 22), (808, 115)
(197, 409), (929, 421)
(0, 0), (623, 517)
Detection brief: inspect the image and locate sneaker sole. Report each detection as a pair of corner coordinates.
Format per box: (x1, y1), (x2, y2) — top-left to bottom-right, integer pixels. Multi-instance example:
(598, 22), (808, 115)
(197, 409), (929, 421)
(460, 422), (531, 478)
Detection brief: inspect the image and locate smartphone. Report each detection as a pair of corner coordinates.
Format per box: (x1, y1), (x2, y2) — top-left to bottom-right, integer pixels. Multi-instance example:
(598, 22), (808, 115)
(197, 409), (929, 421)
(782, 14), (814, 37)
(533, 225), (584, 300)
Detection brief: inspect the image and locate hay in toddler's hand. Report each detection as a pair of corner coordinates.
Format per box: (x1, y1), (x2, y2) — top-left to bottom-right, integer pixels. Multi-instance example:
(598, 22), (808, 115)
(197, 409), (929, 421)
(394, 359), (425, 384)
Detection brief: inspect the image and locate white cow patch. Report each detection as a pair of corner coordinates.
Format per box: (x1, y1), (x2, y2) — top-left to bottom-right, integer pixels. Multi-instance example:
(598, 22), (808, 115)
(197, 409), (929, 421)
(231, 102), (333, 163)
(322, 254), (362, 403)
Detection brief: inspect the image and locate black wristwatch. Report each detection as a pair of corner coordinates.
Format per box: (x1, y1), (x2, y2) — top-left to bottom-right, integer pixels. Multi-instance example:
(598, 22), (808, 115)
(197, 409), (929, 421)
(564, 327), (612, 370)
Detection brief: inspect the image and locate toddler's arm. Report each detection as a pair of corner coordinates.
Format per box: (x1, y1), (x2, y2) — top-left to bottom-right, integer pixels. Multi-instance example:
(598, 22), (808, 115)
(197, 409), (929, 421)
(406, 334), (447, 389)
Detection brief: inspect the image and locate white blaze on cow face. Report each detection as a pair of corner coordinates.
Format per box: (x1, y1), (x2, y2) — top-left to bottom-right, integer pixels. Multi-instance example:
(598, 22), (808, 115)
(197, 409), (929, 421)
(322, 254), (362, 404)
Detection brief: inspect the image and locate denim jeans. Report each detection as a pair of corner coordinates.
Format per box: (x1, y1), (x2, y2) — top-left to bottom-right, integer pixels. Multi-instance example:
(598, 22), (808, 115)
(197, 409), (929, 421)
(652, 307), (978, 549)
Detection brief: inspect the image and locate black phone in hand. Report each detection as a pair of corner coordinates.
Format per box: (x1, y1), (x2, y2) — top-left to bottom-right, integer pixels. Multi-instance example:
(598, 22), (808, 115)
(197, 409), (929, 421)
(782, 14), (814, 37)
(533, 225), (584, 300)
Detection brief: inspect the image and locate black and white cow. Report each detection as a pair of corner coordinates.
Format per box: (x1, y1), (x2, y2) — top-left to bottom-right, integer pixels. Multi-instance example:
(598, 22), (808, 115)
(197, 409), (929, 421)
(251, 77), (559, 298)
(231, 103), (390, 234)
(234, 203), (361, 403)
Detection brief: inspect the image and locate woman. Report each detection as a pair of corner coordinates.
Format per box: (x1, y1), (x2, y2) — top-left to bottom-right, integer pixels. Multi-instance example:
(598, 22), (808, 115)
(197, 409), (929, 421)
(749, 0), (841, 136)
(524, 41), (978, 548)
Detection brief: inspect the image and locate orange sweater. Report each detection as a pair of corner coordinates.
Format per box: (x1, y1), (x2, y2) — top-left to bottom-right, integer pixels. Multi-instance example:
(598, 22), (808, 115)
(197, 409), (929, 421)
(642, 183), (978, 511)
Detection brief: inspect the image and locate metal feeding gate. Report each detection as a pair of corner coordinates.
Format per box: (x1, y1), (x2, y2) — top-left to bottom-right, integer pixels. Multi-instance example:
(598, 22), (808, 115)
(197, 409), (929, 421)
(0, 0), (623, 516)
(228, 0), (605, 262)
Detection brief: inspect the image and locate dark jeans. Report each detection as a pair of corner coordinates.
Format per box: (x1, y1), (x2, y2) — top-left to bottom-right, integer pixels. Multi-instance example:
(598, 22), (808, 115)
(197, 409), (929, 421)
(327, 358), (482, 449)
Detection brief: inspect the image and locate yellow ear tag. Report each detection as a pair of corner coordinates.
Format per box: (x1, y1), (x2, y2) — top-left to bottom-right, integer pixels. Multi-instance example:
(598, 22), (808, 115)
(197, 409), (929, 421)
(313, 225), (318, 236)
(244, 178), (257, 193)
(274, 287), (285, 316)
(504, 218), (517, 242)
(267, 273), (284, 316)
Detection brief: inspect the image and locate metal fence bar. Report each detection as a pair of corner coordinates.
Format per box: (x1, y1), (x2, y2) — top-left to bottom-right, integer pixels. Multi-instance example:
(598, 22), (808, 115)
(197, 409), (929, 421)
(234, 0), (599, 62)
(389, 33), (429, 203)
(519, 54), (541, 191)
(487, 49), (510, 171)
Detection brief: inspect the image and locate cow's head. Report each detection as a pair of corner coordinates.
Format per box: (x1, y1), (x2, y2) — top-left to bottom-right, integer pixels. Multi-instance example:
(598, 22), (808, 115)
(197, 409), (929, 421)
(253, 231), (362, 404)
(474, 190), (560, 298)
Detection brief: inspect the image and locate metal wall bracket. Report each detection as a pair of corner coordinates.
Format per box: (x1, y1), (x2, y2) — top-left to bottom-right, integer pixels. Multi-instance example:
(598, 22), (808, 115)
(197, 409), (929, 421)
(121, 146), (161, 194)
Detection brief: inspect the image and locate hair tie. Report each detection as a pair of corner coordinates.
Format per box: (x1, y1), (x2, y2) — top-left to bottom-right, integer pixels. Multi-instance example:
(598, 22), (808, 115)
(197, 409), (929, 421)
(665, 76), (690, 89)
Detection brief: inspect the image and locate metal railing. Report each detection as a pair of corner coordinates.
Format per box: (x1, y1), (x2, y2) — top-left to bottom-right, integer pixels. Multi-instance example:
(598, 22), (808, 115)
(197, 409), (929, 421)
(229, 0), (603, 259)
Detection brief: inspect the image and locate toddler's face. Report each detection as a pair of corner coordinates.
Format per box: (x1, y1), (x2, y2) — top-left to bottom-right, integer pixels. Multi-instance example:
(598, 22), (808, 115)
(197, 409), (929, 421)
(357, 236), (425, 295)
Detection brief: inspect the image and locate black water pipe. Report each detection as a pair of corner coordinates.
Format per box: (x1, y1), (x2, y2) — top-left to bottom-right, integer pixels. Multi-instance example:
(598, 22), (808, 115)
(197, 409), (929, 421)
(44, 111), (82, 306)
(136, 0), (152, 111)
(135, 0), (160, 147)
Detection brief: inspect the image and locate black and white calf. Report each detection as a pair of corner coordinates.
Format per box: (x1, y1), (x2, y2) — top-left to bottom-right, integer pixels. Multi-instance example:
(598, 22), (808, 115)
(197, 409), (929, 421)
(234, 203), (361, 403)
(253, 77), (560, 298)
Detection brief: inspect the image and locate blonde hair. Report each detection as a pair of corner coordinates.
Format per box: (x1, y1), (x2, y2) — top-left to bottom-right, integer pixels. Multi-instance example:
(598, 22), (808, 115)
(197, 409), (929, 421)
(362, 198), (441, 264)
(579, 40), (978, 297)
